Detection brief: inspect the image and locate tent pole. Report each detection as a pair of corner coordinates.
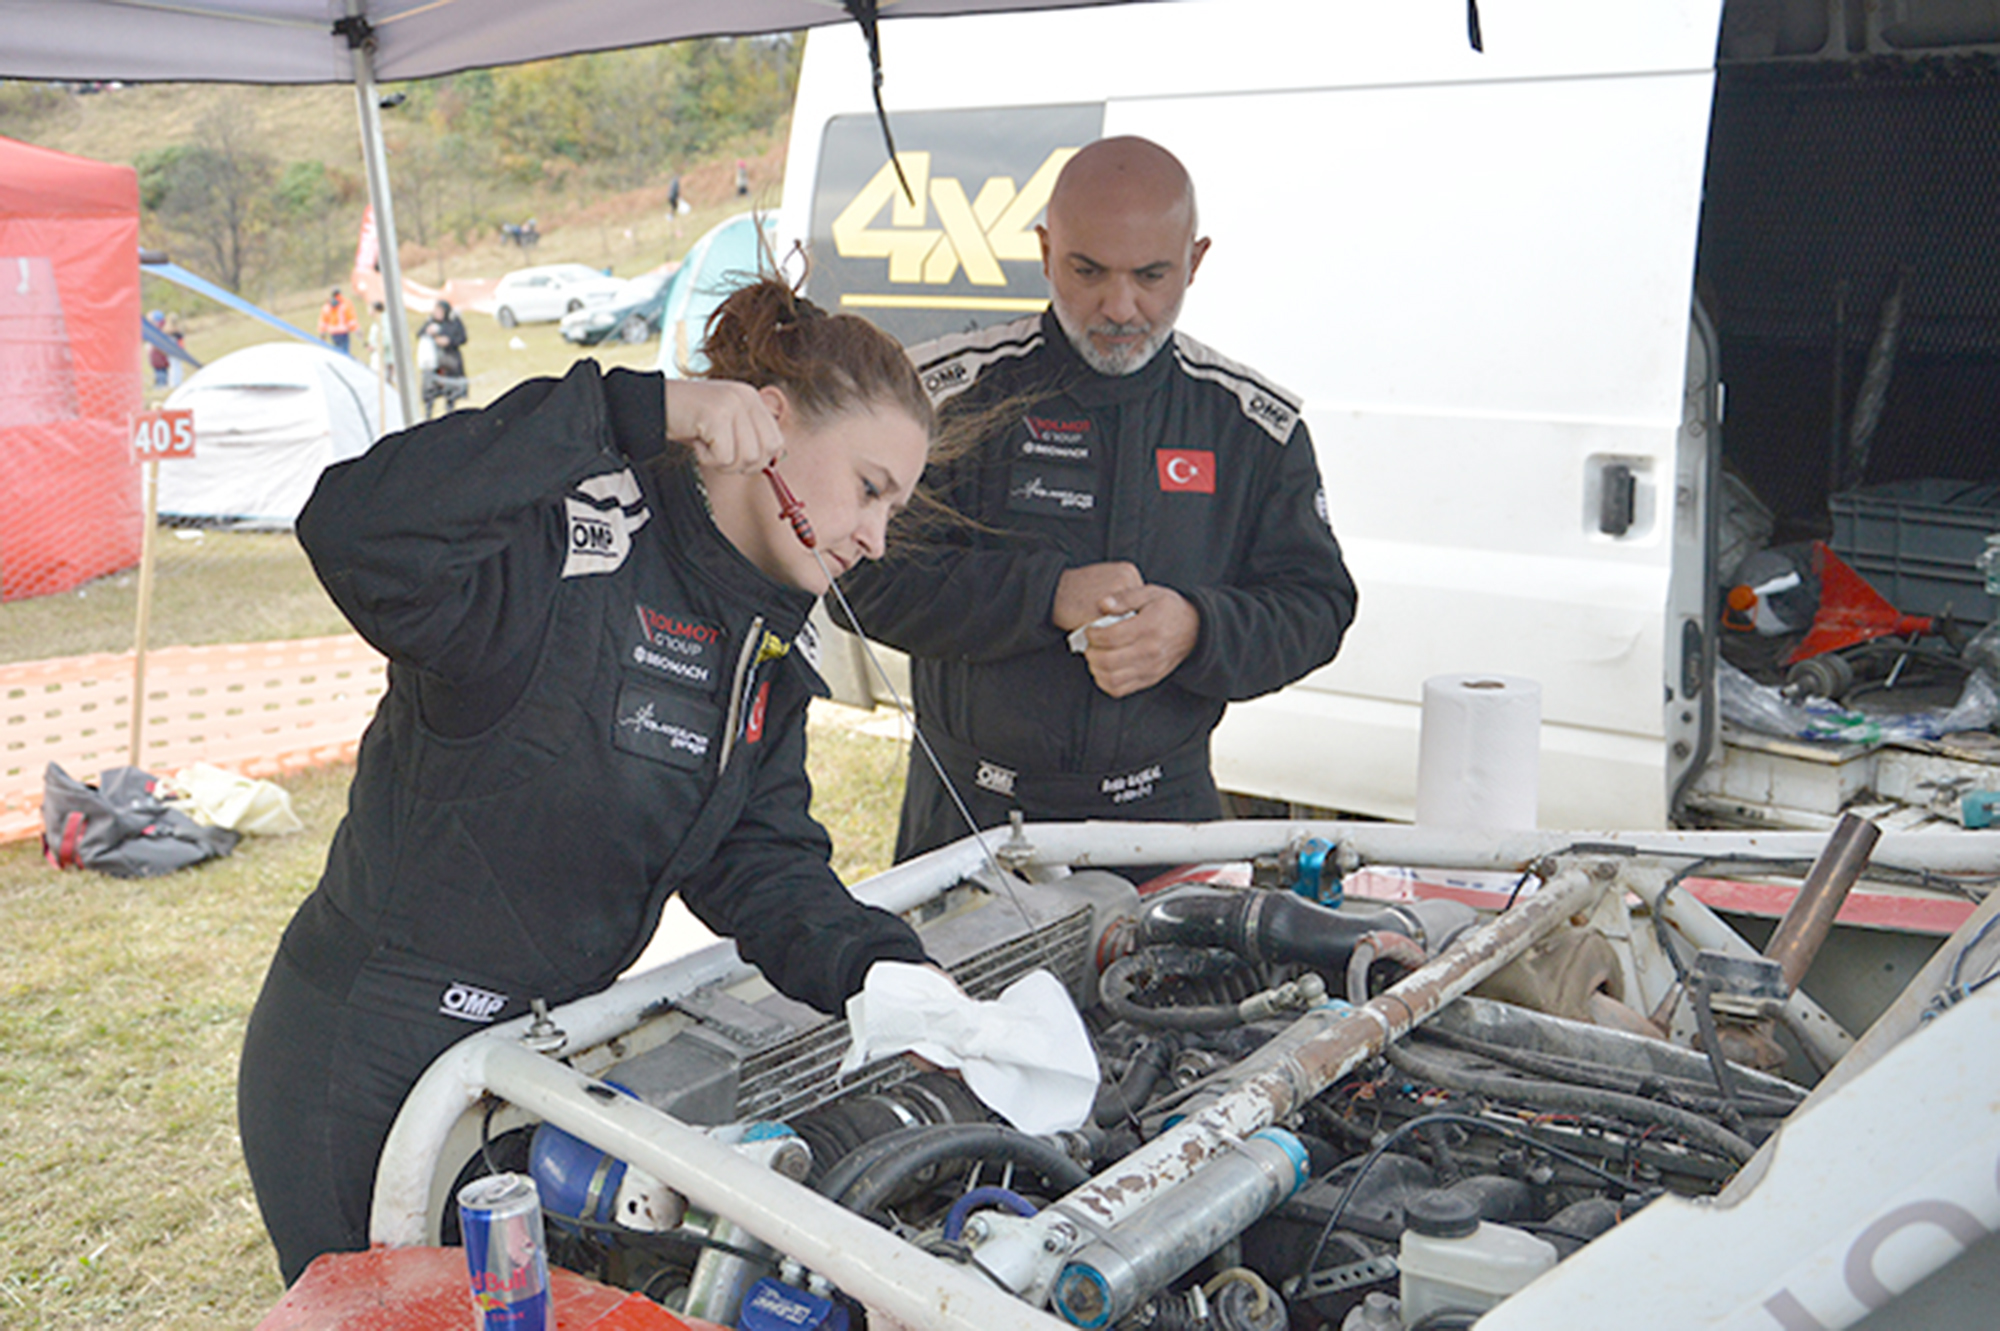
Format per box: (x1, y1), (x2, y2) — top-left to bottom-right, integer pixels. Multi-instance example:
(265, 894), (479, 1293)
(345, 2), (420, 425)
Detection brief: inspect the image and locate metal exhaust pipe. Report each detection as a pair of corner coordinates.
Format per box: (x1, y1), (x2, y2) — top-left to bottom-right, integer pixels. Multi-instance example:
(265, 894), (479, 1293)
(1764, 811), (1881, 992)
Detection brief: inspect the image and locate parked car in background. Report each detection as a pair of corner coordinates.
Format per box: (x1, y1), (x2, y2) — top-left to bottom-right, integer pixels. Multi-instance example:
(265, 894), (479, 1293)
(559, 266), (677, 345)
(490, 263), (624, 327)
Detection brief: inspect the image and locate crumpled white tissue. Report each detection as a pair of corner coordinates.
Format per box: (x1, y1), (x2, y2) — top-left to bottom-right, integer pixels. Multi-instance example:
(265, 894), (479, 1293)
(839, 962), (1099, 1135)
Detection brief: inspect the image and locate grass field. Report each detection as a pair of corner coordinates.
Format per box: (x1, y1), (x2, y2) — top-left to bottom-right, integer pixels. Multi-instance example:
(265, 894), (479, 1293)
(0, 709), (908, 1329)
(0, 291), (909, 1325)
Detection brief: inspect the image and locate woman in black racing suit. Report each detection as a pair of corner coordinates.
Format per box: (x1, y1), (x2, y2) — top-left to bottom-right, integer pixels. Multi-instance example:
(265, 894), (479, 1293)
(238, 279), (938, 1284)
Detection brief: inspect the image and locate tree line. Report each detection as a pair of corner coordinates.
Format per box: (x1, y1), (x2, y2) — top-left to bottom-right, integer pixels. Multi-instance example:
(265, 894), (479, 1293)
(107, 36), (799, 301)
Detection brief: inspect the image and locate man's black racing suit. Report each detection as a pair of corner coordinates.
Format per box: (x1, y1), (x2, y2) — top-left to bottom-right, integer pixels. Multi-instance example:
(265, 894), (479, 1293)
(238, 363), (927, 1282)
(840, 311), (1359, 859)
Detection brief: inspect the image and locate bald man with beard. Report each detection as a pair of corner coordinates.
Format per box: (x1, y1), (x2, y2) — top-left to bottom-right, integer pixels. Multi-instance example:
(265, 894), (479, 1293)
(840, 136), (1358, 860)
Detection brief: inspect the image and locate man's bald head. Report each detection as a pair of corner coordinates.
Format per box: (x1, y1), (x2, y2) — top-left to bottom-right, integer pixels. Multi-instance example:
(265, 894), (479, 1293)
(1039, 136), (1210, 376)
(1047, 136), (1200, 239)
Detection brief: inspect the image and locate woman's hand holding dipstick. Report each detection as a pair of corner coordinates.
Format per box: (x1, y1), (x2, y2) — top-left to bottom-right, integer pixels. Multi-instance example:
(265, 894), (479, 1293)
(665, 379), (785, 472)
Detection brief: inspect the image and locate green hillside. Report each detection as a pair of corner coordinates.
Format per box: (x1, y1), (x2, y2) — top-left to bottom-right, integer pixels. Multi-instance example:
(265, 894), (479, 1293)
(1, 40), (798, 403)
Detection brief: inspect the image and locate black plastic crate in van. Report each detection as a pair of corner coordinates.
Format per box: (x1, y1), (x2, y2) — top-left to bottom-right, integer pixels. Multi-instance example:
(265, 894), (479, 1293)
(1830, 480), (2000, 626)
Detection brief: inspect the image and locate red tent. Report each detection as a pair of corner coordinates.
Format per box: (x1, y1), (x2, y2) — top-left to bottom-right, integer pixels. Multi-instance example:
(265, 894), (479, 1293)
(0, 135), (141, 601)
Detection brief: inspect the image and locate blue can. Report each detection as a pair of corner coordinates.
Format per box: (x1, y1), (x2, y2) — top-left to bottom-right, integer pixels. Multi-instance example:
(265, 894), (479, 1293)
(458, 1172), (553, 1331)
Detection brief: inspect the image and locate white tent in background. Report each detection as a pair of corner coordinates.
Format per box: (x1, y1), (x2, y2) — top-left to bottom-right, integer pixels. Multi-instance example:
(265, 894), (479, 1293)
(158, 342), (404, 528)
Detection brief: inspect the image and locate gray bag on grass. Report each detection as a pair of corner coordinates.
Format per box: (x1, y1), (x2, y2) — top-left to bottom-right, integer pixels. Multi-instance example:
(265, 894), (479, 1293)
(41, 763), (239, 878)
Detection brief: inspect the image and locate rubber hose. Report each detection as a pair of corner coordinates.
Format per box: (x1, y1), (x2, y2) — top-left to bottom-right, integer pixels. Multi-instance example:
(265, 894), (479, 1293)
(1101, 948), (1255, 1031)
(941, 1184), (1037, 1241)
(813, 1122), (963, 1204)
(1535, 1196), (1623, 1257)
(1210, 1275), (1290, 1331)
(1139, 888), (1414, 975)
(1383, 1040), (1757, 1163)
(832, 1124), (1091, 1219)
(790, 1072), (990, 1185)
(1093, 1034), (1178, 1126)
(1347, 930), (1429, 1004)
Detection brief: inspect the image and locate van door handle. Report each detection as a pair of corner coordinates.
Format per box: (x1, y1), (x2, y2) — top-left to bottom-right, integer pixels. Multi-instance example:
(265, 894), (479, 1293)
(1599, 463), (1636, 536)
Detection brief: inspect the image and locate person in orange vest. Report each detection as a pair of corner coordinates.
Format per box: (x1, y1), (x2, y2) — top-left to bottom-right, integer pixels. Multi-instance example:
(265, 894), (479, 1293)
(318, 288), (359, 356)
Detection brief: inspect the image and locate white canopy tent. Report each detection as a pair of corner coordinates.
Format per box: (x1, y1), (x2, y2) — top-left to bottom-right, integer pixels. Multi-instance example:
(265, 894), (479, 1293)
(0, 0), (1165, 420)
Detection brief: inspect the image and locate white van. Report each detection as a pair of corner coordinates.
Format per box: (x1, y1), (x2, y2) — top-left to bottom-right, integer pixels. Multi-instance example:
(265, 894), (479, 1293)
(780, 0), (2000, 831)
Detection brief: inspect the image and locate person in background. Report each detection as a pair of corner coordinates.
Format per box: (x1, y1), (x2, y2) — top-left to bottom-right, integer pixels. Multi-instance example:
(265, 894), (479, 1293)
(237, 278), (940, 1284)
(163, 313), (188, 389)
(365, 301), (389, 383)
(146, 309), (169, 387)
(417, 298), (468, 418)
(839, 135), (1359, 859)
(318, 288), (358, 356)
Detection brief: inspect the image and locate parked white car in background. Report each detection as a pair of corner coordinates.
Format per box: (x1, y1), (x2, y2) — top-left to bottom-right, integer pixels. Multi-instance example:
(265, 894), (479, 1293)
(489, 263), (624, 327)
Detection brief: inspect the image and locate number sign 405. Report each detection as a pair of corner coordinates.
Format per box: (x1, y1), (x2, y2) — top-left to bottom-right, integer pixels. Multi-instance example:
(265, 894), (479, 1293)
(132, 409), (196, 461)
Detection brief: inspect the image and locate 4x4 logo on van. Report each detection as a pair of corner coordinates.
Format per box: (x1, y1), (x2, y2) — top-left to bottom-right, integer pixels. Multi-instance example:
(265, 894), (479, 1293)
(832, 149), (1077, 289)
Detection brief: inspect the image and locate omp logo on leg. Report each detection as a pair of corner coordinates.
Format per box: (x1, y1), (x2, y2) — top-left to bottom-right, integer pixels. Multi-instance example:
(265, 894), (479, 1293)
(440, 982), (509, 1022)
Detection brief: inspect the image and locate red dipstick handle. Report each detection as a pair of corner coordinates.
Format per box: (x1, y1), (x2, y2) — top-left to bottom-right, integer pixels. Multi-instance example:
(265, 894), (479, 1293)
(764, 465), (816, 549)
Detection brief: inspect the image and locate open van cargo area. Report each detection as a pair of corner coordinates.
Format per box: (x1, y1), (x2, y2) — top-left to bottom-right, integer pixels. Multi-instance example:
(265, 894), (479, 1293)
(1688, 21), (2000, 828)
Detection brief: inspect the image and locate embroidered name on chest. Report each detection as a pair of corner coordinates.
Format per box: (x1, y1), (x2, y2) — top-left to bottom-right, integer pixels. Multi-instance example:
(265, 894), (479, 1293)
(1008, 462), (1098, 517)
(613, 679), (720, 769)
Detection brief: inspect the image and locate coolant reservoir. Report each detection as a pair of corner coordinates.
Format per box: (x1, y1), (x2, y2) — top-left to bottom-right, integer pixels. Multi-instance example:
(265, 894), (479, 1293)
(1398, 1192), (1558, 1325)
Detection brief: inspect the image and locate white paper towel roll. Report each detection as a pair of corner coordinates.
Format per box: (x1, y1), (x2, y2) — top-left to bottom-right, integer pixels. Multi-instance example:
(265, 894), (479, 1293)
(1415, 674), (1542, 829)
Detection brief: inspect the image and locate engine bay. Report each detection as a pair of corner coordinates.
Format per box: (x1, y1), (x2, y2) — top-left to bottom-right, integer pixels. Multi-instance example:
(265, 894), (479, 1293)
(368, 821), (1998, 1330)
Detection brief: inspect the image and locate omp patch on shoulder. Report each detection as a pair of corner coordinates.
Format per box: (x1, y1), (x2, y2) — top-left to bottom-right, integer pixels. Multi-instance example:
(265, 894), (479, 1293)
(1007, 462), (1098, 518)
(1172, 333), (1303, 445)
(908, 315), (1045, 405)
(563, 468), (651, 577)
(612, 678), (720, 769)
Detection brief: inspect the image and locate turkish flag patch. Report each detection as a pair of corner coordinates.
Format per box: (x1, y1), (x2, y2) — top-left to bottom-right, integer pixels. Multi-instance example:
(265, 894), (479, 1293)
(1157, 449), (1216, 493)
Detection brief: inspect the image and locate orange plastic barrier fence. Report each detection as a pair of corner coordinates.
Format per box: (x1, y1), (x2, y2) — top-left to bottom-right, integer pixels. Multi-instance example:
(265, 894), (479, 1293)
(1, 634), (385, 845)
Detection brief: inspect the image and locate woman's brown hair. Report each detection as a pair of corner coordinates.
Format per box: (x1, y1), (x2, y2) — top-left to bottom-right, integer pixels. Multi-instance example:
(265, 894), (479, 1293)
(698, 277), (933, 439)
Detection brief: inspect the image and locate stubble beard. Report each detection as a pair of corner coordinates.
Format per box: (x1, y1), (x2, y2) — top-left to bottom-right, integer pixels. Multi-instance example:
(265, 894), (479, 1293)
(1053, 295), (1180, 377)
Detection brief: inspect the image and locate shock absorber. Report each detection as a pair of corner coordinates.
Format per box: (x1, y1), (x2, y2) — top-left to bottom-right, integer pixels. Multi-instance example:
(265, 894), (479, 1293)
(1051, 1128), (1310, 1328)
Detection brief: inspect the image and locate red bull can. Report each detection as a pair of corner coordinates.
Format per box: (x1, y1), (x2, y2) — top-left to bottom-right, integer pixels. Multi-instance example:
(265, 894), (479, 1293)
(457, 1172), (553, 1331)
